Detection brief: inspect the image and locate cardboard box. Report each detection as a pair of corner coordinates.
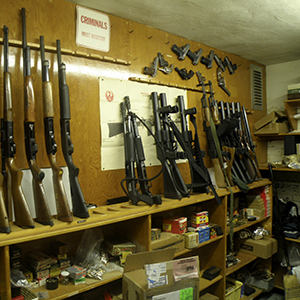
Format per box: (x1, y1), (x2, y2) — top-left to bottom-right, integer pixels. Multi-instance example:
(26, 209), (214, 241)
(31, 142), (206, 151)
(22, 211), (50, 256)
(122, 249), (199, 300)
(151, 232), (185, 253)
(235, 236), (278, 259)
(254, 110), (289, 135)
(105, 238), (136, 256)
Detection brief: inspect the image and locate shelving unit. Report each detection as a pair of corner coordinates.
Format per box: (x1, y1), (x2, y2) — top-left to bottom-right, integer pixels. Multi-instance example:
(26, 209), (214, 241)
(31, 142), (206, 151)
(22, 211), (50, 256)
(0, 179), (272, 300)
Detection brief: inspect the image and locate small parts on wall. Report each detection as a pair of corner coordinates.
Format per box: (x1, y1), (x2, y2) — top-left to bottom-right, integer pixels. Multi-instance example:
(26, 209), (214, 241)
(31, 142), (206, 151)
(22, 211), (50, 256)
(143, 42), (238, 96)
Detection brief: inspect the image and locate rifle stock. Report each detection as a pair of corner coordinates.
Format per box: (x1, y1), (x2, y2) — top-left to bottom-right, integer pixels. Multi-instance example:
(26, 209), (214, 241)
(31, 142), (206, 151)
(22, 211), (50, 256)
(40, 36), (73, 222)
(2, 25), (33, 230)
(22, 7), (53, 226)
(6, 158), (34, 228)
(56, 40), (89, 219)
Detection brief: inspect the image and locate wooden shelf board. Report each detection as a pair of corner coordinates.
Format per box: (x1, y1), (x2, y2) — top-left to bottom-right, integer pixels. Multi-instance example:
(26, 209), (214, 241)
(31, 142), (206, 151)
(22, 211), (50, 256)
(225, 252), (257, 276)
(199, 270), (222, 292)
(175, 235), (223, 257)
(259, 164), (300, 171)
(227, 217), (269, 235)
(0, 179), (271, 248)
(32, 271), (123, 300)
(242, 287), (263, 299)
(286, 237), (300, 243)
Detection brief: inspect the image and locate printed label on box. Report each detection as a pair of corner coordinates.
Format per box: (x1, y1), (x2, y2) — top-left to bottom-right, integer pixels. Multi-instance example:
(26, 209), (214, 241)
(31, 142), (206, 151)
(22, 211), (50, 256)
(146, 262), (168, 289)
(172, 256), (198, 282)
(152, 287), (193, 300)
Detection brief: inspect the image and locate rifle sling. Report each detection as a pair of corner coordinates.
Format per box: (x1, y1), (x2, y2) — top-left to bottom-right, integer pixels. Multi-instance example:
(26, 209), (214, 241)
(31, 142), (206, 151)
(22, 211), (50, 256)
(168, 118), (222, 205)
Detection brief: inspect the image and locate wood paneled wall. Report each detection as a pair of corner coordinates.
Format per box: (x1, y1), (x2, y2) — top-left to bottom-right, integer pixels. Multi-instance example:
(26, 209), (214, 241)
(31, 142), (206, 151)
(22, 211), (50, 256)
(0, 0), (267, 207)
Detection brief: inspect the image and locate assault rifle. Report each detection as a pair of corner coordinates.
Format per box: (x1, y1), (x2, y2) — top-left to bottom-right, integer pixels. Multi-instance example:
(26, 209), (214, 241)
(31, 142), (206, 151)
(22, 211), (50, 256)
(199, 77), (226, 188)
(120, 96), (161, 205)
(56, 40), (89, 219)
(22, 8), (53, 226)
(0, 26), (11, 232)
(40, 36), (73, 222)
(151, 92), (188, 199)
(176, 95), (222, 204)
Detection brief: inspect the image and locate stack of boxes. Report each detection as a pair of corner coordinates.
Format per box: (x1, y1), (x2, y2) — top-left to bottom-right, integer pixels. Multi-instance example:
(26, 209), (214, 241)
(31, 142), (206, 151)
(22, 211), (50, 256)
(26, 251), (52, 287)
(162, 217), (187, 235)
(24, 241), (71, 288)
(187, 210), (210, 246)
(247, 187), (271, 219)
(65, 265), (86, 285)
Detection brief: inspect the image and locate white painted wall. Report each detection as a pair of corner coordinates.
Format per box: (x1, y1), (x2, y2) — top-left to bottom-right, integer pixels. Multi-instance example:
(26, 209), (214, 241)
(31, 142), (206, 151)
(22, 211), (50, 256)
(266, 60), (300, 162)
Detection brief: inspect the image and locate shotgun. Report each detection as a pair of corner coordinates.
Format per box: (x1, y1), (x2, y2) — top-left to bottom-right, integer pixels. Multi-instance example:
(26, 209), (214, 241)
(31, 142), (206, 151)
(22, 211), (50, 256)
(22, 8), (53, 226)
(40, 36), (73, 222)
(0, 27), (10, 233)
(3, 25), (34, 229)
(56, 40), (89, 219)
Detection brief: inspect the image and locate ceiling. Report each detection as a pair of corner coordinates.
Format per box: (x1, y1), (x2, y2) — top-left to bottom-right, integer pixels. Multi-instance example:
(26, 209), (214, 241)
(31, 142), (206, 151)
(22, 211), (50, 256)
(67, 0), (300, 66)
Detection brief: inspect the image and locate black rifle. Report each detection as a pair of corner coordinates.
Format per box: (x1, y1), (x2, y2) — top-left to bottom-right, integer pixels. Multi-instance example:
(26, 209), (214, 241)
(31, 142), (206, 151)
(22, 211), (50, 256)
(241, 105), (262, 178)
(151, 92), (188, 199)
(175, 95), (222, 204)
(22, 8), (53, 226)
(120, 97), (161, 206)
(40, 36), (73, 222)
(56, 40), (89, 219)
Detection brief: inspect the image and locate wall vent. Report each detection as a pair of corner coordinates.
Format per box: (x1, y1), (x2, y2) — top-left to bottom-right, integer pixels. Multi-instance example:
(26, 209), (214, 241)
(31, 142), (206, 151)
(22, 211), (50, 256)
(250, 64), (263, 111)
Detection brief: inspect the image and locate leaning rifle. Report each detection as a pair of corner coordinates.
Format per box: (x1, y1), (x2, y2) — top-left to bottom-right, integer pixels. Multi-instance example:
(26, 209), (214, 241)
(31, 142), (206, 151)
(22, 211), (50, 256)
(241, 105), (262, 178)
(56, 40), (89, 219)
(151, 92), (188, 199)
(22, 8), (53, 226)
(3, 25), (34, 230)
(174, 95), (222, 204)
(40, 36), (73, 222)
(120, 96), (161, 206)
(199, 77), (226, 188)
(0, 26), (11, 232)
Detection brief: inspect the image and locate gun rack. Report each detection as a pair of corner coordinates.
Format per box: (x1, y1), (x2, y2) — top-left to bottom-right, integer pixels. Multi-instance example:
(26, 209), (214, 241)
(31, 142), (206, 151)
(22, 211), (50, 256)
(129, 76), (202, 91)
(0, 37), (131, 66)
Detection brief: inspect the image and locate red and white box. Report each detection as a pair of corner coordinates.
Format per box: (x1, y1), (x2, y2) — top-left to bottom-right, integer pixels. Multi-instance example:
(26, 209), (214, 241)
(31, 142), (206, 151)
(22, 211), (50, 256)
(191, 211), (209, 228)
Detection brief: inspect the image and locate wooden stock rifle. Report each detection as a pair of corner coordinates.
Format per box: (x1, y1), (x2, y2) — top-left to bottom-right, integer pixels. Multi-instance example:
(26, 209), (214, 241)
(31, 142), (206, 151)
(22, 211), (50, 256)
(3, 25), (34, 229)
(40, 36), (73, 222)
(56, 40), (89, 219)
(0, 27), (10, 233)
(22, 8), (53, 226)
(199, 74), (226, 188)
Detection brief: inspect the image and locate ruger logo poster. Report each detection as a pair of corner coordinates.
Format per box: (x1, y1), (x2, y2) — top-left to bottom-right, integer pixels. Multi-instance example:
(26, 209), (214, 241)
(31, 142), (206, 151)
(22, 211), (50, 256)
(76, 5), (110, 52)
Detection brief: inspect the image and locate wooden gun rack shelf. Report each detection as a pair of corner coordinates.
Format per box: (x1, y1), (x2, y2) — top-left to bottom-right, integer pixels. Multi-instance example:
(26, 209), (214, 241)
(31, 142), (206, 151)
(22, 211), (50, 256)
(0, 178), (272, 300)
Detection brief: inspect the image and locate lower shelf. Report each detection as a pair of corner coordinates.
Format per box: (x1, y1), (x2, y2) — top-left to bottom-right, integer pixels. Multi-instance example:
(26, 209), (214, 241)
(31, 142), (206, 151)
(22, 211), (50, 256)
(226, 252), (257, 276)
(242, 287), (263, 299)
(32, 271), (123, 300)
(199, 269), (222, 292)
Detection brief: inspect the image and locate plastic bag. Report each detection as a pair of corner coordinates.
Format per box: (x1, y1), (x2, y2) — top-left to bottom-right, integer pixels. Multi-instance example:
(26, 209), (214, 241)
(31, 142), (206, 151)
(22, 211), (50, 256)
(10, 269), (29, 288)
(75, 227), (104, 267)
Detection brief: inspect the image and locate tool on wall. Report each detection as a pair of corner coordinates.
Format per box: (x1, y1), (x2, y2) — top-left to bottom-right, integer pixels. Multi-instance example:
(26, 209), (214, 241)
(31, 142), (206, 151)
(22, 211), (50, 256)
(187, 48), (203, 65)
(171, 43), (190, 60)
(200, 50), (214, 69)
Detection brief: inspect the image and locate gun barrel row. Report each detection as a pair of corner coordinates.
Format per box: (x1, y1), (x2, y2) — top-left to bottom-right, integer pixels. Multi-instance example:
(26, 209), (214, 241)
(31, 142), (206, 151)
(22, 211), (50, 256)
(0, 9), (89, 233)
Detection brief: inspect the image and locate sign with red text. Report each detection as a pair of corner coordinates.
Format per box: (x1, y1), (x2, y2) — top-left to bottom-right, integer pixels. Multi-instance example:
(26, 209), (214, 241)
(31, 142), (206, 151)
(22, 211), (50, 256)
(76, 6), (110, 52)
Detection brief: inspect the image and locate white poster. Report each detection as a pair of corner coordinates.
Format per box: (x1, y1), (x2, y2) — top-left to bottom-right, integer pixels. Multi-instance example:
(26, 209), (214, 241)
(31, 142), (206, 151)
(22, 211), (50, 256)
(76, 6), (110, 52)
(99, 77), (188, 171)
